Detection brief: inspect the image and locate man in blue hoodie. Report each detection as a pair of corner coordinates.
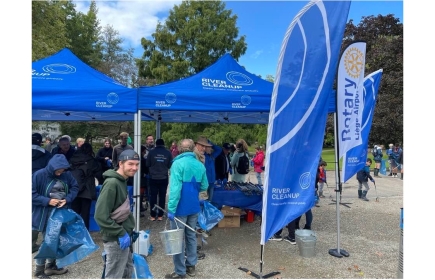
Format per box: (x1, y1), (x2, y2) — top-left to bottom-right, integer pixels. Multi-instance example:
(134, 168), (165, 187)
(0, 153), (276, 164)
(165, 139), (208, 279)
(32, 154), (79, 278)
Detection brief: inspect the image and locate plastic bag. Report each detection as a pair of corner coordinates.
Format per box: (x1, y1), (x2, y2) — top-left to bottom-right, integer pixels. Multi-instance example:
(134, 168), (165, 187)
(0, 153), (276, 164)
(198, 201), (224, 231)
(34, 208), (99, 268)
(132, 253), (154, 279)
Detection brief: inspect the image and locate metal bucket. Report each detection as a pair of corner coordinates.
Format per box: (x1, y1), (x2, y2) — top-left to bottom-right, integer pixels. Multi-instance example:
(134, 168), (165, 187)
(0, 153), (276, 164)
(295, 229), (317, 258)
(159, 220), (184, 255)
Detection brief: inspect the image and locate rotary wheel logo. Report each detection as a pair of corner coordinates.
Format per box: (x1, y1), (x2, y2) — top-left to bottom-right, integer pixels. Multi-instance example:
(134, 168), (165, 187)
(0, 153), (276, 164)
(299, 172), (311, 190)
(107, 92), (119, 104)
(165, 92), (177, 104)
(241, 95), (252, 106)
(344, 47), (364, 79)
(42, 64), (76, 74)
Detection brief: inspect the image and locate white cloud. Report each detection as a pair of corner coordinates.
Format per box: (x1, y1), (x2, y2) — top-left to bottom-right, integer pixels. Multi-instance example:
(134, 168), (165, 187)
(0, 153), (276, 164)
(74, 1), (182, 50)
(251, 50), (263, 59)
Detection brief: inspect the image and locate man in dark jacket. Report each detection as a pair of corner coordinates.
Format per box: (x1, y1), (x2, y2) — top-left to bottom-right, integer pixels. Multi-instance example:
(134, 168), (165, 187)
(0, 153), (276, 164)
(357, 158), (375, 201)
(215, 143), (232, 181)
(94, 150), (140, 279)
(95, 138), (114, 175)
(32, 133), (52, 174)
(70, 143), (103, 230)
(146, 138), (172, 221)
(51, 136), (76, 161)
(32, 154), (79, 278)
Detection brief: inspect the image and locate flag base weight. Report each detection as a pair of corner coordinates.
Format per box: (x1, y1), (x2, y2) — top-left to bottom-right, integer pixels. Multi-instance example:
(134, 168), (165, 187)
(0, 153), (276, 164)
(328, 248), (350, 258)
(238, 267), (280, 279)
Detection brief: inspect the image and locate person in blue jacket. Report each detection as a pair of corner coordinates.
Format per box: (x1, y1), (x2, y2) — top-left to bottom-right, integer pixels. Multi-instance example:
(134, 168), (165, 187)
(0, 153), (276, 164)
(165, 139), (208, 279)
(32, 154), (79, 278)
(356, 158), (375, 201)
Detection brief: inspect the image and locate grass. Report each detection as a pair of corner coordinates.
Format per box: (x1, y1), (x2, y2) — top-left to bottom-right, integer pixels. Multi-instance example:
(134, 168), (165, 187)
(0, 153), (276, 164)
(321, 148), (390, 171)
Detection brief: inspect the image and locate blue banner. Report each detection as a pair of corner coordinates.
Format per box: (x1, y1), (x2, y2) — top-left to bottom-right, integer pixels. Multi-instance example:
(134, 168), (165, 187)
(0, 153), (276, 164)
(340, 69), (383, 182)
(260, 0), (351, 245)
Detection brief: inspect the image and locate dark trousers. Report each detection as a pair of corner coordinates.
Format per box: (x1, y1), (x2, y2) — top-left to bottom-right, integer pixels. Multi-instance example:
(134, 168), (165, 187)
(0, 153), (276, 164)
(71, 197), (92, 230)
(149, 178), (169, 218)
(275, 219), (296, 240)
(295, 209), (313, 229)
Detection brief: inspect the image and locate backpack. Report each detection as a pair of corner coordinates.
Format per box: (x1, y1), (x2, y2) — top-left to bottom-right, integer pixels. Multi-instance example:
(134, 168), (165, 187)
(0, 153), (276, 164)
(236, 153), (250, 175)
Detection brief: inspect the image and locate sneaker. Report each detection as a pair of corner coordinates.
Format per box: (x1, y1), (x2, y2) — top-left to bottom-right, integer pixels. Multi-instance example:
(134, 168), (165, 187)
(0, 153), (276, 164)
(44, 263), (68, 276)
(197, 252), (206, 260)
(186, 266), (196, 277)
(269, 234), (282, 241)
(165, 272), (186, 279)
(283, 236), (296, 245)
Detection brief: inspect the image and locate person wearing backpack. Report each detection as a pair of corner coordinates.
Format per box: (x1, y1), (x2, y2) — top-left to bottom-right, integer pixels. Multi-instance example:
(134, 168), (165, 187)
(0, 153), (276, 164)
(372, 145), (383, 177)
(230, 139), (250, 183)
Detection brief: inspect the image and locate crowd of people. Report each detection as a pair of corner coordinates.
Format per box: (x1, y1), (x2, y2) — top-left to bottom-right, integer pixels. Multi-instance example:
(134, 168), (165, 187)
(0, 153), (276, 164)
(32, 132), (266, 279)
(33, 132), (402, 279)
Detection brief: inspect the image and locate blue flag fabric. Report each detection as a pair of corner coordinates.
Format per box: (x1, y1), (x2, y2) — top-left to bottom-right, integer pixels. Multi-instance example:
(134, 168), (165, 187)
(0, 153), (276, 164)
(341, 69), (383, 182)
(260, 0), (351, 245)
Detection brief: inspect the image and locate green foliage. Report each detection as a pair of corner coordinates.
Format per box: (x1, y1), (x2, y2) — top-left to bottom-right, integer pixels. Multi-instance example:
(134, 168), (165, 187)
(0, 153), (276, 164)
(137, 0), (247, 84)
(342, 14), (403, 146)
(32, 0), (72, 61)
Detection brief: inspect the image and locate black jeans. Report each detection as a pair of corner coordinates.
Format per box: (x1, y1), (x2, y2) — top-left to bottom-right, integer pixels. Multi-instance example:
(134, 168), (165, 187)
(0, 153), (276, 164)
(71, 197), (92, 230)
(149, 178), (169, 218)
(275, 219), (296, 239)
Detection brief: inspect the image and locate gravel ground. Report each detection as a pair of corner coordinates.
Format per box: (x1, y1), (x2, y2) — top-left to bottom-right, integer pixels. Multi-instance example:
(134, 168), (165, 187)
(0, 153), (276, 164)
(31, 171), (404, 279)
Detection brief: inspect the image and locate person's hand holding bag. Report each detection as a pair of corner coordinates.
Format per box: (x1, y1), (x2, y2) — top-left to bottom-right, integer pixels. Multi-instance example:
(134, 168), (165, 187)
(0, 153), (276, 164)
(118, 232), (131, 250)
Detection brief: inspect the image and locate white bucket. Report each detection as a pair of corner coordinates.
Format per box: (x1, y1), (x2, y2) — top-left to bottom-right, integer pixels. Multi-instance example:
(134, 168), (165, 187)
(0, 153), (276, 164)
(295, 229), (317, 258)
(159, 221), (184, 255)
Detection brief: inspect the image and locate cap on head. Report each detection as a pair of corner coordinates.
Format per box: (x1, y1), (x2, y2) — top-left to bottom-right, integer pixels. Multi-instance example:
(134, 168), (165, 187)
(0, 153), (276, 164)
(389, 143), (394, 147)
(119, 150), (140, 161)
(32, 133), (42, 145)
(156, 139), (165, 146)
(222, 143), (232, 150)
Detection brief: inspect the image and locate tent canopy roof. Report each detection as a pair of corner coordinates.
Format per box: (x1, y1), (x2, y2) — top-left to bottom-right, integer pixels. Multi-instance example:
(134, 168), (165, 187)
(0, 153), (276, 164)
(32, 48), (138, 120)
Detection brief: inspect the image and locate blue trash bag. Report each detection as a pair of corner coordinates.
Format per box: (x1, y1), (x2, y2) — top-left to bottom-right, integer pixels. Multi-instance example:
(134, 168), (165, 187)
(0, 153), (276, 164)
(198, 200), (224, 231)
(380, 159), (387, 175)
(34, 208), (99, 268)
(132, 253), (154, 279)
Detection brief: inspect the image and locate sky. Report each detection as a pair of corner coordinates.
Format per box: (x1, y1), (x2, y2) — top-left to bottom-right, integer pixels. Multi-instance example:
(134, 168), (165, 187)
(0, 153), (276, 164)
(73, 0), (404, 78)
(0, 0), (431, 277)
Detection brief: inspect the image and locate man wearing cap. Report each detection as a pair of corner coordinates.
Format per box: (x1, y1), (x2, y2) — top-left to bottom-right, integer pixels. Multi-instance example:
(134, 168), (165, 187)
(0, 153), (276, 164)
(94, 149), (140, 279)
(215, 143), (232, 182)
(112, 132), (134, 170)
(165, 139), (208, 279)
(194, 136), (221, 203)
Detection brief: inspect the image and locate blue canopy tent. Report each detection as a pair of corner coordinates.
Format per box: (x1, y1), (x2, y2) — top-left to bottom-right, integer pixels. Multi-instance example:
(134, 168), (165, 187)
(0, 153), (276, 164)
(138, 53), (336, 124)
(32, 48), (142, 121)
(32, 48), (146, 248)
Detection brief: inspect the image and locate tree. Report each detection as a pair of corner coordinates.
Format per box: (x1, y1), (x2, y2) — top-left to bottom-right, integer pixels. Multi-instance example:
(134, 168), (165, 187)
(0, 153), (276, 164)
(137, 0), (247, 84)
(66, 0), (102, 68)
(98, 24), (137, 87)
(32, 0), (72, 61)
(342, 14), (403, 146)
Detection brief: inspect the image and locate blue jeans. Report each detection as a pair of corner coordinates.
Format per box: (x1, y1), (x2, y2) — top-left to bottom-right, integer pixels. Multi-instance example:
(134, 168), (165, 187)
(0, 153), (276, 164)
(255, 172), (263, 185)
(170, 213), (199, 276)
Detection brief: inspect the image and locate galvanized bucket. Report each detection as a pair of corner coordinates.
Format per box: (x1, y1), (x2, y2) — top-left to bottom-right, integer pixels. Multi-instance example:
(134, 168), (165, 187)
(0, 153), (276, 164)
(295, 229), (317, 258)
(159, 219), (184, 255)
